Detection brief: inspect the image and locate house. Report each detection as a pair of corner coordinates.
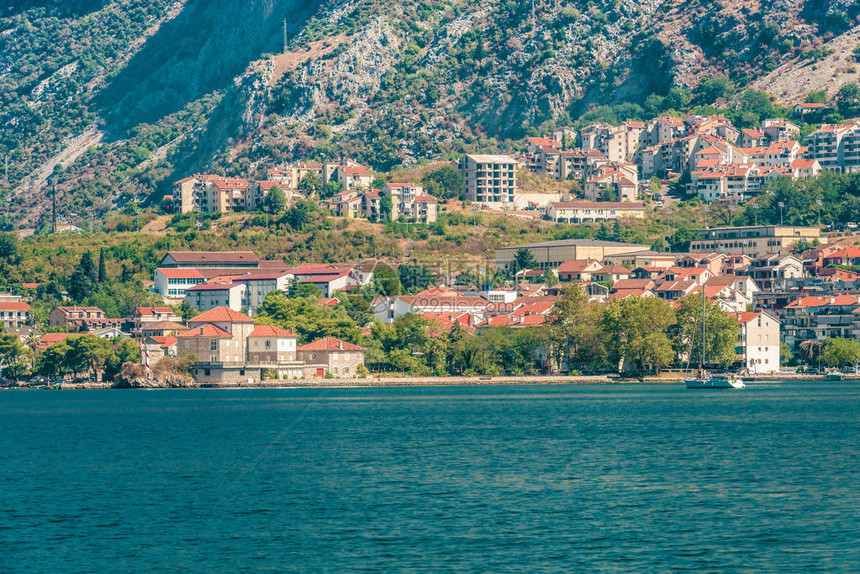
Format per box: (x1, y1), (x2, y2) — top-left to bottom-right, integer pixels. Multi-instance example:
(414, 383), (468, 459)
(159, 251), (260, 268)
(296, 337), (366, 378)
(140, 321), (189, 339)
(185, 282), (247, 312)
(247, 325), (303, 379)
(458, 154), (518, 205)
(782, 295), (860, 347)
(287, 264), (362, 297)
(232, 270), (295, 314)
(557, 259), (604, 282)
(546, 201), (645, 223)
(0, 299), (30, 327)
(178, 307), (257, 384)
(37, 332), (75, 351)
(335, 165), (373, 190)
(822, 247), (860, 268)
(130, 306), (182, 335)
(793, 102), (830, 117)
(49, 306), (111, 329)
(736, 311), (781, 374)
(746, 254), (804, 291)
(373, 295), (494, 324)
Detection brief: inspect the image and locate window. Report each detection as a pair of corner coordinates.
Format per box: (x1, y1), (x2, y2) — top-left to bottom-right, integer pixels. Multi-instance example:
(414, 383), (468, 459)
(265, 340), (270, 349)
(210, 340), (218, 351)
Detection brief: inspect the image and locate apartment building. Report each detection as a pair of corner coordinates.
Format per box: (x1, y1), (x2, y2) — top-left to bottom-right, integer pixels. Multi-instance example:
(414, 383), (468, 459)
(546, 201), (645, 223)
(458, 154), (518, 205)
(736, 311), (781, 374)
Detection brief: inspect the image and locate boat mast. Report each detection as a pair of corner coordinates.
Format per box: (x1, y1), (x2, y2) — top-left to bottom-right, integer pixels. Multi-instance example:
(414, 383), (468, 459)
(701, 290), (706, 370)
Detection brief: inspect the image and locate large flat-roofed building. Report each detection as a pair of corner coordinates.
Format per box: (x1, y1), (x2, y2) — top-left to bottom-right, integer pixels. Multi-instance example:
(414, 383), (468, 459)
(689, 225), (824, 258)
(495, 239), (651, 271)
(458, 154), (517, 204)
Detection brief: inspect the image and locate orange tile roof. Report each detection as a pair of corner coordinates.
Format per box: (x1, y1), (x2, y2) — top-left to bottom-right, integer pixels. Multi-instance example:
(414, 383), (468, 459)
(189, 307), (254, 324)
(297, 337), (365, 351)
(0, 302), (30, 311)
(177, 324), (233, 338)
(248, 325), (296, 338)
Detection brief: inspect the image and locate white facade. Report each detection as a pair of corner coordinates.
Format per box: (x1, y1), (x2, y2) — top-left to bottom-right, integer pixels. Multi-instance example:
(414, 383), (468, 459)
(739, 312), (781, 374)
(185, 283), (247, 312)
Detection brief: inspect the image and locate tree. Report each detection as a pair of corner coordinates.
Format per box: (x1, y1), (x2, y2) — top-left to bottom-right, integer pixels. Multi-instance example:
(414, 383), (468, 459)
(398, 264), (434, 293)
(65, 335), (111, 380)
(836, 83), (860, 118)
(674, 295), (738, 369)
(603, 296), (676, 374)
(282, 201), (312, 230)
(264, 185), (288, 215)
(36, 340), (70, 379)
(103, 338), (142, 381)
(780, 341), (793, 366)
(0, 334), (27, 380)
(511, 248), (538, 274)
(694, 76), (734, 104)
(0, 233), (21, 265)
(69, 251), (97, 301)
(97, 248), (107, 283)
(648, 176), (662, 195)
(298, 172), (322, 196)
(542, 268), (559, 287)
(257, 291), (360, 344)
(421, 165), (465, 199)
(379, 194), (393, 221)
(798, 340), (824, 367)
(822, 337), (860, 368)
(806, 90), (827, 104)
(545, 283), (605, 372)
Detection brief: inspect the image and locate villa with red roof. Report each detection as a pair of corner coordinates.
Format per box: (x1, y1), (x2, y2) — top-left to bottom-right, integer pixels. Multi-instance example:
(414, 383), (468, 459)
(0, 298), (30, 327)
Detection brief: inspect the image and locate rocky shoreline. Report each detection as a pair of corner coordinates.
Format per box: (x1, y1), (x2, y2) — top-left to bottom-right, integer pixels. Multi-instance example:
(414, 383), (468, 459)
(4, 373), (856, 390)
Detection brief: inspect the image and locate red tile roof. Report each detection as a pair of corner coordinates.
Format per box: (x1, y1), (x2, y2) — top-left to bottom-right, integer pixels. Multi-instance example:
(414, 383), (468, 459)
(249, 325), (296, 338)
(142, 321), (188, 331)
(164, 251), (259, 264)
(0, 302), (30, 311)
(156, 268), (206, 279)
(297, 337), (365, 351)
(186, 281), (242, 292)
(177, 324), (233, 338)
(189, 307), (254, 324)
(136, 306), (175, 315)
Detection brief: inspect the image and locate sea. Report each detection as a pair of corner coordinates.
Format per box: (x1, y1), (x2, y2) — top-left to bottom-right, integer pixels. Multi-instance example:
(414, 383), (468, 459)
(2, 382), (858, 572)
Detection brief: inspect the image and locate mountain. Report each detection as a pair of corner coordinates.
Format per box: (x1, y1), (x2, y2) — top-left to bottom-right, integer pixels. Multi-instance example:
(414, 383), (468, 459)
(1, 0), (858, 229)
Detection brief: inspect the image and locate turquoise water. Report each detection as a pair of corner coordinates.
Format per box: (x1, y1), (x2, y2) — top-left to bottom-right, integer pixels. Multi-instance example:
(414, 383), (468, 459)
(2, 382), (858, 572)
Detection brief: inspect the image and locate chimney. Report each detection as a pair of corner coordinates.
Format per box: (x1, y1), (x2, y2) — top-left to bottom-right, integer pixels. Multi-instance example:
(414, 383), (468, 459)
(339, 340), (343, 350)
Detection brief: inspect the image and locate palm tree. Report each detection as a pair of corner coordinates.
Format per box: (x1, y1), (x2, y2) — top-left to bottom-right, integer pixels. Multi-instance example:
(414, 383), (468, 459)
(798, 340), (824, 369)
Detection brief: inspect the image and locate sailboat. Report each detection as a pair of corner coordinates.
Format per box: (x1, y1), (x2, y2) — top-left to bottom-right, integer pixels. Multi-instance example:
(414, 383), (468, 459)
(685, 293), (744, 389)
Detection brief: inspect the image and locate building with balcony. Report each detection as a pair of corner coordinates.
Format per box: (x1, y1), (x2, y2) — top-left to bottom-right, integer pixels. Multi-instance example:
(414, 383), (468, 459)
(458, 154), (518, 205)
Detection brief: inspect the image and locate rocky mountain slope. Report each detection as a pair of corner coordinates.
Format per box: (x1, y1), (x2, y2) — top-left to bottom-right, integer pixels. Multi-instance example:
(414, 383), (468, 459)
(1, 0), (858, 228)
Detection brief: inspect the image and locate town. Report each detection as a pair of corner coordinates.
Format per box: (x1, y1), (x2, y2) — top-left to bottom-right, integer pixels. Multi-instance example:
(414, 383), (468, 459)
(1, 111), (860, 386)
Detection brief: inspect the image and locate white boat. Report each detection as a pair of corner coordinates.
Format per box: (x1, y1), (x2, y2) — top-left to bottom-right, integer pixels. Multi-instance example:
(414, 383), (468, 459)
(685, 293), (744, 390)
(685, 374), (745, 389)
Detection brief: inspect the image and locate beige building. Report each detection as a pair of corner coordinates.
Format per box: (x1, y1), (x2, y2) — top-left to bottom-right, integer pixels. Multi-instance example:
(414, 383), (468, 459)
(296, 337), (366, 378)
(0, 297), (30, 328)
(458, 154), (518, 205)
(736, 311), (780, 374)
(689, 226), (824, 258)
(546, 201), (645, 223)
(495, 239), (651, 271)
